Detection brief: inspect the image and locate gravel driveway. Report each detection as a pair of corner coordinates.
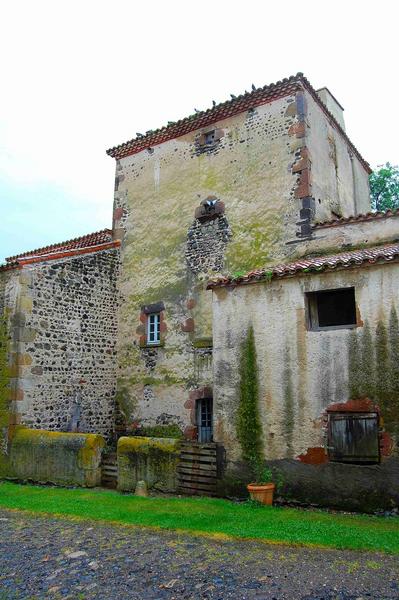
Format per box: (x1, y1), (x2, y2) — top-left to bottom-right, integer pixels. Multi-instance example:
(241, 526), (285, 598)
(0, 508), (397, 599)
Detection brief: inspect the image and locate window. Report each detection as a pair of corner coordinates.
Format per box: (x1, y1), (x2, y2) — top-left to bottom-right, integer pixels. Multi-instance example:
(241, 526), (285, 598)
(327, 412), (379, 463)
(204, 130), (216, 145)
(147, 313), (160, 345)
(196, 397), (213, 443)
(306, 287), (356, 330)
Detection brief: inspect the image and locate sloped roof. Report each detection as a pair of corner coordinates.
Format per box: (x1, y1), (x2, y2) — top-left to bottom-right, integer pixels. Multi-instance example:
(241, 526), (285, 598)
(106, 73), (371, 172)
(6, 229), (113, 263)
(207, 242), (399, 289)
(314, 208), (399, 229)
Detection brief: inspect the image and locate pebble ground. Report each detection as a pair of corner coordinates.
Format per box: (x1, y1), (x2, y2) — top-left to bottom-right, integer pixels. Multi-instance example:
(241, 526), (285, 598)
(0, 508), (398, 599)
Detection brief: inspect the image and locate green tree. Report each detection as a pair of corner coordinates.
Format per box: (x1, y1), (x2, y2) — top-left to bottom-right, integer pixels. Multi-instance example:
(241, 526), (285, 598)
(375, 321), (390, 411)
(369, 163), (399, 211)
(236, 325), (263, 473)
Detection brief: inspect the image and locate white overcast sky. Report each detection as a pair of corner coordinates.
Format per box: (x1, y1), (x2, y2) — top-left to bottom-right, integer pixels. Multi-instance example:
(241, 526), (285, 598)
(1, 0), (398, 261)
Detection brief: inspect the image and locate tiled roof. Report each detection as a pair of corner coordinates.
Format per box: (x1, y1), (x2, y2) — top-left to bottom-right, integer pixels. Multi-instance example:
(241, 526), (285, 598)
(207, 243), (399, 289)
(5, 229), (113, 263)
(106, 73), (370, 172)
(314, 208), (399, 229)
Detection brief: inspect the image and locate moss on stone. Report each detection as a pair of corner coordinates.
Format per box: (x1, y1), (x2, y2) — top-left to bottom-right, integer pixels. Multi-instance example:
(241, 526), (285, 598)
(283, 348), (294, 458)
(360, 320), (375, 397)
(388, 306), (399, 432)
(117, 435), (180, 492)
(348, 330), (362, 399)
(375, 320), (390, 411)
(193, 337), (213, 349)
(9, 427), (105, 487)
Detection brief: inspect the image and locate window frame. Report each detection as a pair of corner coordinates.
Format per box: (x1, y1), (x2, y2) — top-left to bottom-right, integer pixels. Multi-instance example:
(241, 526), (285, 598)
(327, 411), (380, 464)
(204, 130), (216, 145)
(147, 312), (161, 346)
(306, 287), (357, 331)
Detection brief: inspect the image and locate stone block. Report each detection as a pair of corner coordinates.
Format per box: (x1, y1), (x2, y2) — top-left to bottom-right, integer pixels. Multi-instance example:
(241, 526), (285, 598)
(9, 427), (105, 487)
(117, 436), (180, 493)
(181, 318), (194, 333)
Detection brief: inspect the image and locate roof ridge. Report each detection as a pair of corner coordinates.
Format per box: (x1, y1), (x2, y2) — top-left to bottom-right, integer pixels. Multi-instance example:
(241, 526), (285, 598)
(106, 73), (302, 158)
(6, 228), (113, 263)
(106, 73), (370, 172)
(314, 208), (399, 229)
(207, 242), (399, 289)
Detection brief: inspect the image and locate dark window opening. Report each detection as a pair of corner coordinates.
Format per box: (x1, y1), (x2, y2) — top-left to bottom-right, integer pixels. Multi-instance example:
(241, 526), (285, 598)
(328, 412), (380, 464)
(307, 287), (356, 330)
(205, 130), (216, 145)
(197, 398), (213, 443)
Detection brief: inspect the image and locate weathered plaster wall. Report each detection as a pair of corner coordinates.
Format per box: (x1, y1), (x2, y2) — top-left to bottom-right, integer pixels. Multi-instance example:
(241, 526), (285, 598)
(113, 88), (364, 435)
(305, 90), (370, 223)
(297, 214), (399, 259)
(113, 95), (302, 434)
(8, 249), (119, 438)
(212, 262), (399, 463)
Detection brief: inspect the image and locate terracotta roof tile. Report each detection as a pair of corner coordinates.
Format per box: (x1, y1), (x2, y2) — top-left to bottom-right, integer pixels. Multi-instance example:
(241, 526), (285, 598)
(6, 229), (113, 263)
(106, 73), (370, 173)
(314, 208), (399, 229)
(207, 243), (399, 289)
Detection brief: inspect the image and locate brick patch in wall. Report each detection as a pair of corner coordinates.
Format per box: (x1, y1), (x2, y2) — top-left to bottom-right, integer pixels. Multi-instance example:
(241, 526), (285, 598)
(181, 318), (194, 333)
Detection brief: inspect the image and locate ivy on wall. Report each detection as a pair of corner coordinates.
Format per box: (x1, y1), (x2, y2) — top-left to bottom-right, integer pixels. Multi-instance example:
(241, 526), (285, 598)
(348, 307), (399, 433)
(236, 326), (263, 473)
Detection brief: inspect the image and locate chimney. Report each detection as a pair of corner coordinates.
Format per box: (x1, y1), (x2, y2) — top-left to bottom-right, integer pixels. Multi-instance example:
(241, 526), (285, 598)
(316, 87), (345, 131)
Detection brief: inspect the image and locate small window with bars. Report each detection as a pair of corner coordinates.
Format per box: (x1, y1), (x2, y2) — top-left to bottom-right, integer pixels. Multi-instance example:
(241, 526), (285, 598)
(147, 313), (161, 345)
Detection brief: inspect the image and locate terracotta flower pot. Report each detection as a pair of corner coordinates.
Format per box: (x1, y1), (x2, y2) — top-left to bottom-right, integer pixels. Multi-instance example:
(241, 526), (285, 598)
(247, 482), (275, 505)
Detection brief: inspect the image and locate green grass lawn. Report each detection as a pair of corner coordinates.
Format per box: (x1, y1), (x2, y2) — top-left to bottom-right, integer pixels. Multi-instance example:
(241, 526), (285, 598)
(0, 481), (398, 554)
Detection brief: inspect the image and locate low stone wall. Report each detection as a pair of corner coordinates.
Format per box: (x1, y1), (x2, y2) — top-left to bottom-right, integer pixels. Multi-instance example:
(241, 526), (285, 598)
(220, 458), (399, 513)
(8, 427), (105, 487)
(117, 436), (180, 493)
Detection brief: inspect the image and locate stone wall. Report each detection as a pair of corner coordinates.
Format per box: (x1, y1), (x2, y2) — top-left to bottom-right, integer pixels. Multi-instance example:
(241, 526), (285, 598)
(112, 87), (369, 436)
(0, 268), (19, 475)
(2, 248), (119, 439)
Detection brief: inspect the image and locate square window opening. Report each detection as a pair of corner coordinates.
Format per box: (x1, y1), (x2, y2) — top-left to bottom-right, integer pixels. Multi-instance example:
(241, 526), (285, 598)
(327, 412), (380, 464)
(147, 313), (161, 345)
(204, 130), (216, 145)
(306, 287), (356, 330)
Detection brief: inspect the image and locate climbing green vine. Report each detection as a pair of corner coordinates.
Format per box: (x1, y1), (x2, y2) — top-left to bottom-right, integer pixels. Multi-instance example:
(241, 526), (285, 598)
(236, 326), (263, 476)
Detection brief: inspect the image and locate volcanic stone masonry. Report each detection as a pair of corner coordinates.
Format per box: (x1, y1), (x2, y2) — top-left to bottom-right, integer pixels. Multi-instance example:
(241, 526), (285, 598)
(1, 247), (120, 439)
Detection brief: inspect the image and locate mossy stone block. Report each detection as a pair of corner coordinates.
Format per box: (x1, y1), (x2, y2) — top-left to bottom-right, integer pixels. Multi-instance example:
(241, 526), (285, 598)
(117, 436), (180, 493)
(9, 427), (105, 487)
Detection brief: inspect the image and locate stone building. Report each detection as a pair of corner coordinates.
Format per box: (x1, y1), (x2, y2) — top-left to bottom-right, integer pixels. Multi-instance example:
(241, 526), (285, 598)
(208, 219), (399, 507)
(106, 73), (370, 439)
(1, 72), (398, 508)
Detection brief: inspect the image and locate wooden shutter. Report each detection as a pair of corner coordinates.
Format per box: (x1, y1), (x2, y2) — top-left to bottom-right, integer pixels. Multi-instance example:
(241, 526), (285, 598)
(328, 413), (379, 463)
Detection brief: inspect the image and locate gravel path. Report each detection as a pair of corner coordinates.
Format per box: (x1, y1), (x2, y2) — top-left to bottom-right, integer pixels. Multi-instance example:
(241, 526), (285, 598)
(0, 508), (397, 599)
